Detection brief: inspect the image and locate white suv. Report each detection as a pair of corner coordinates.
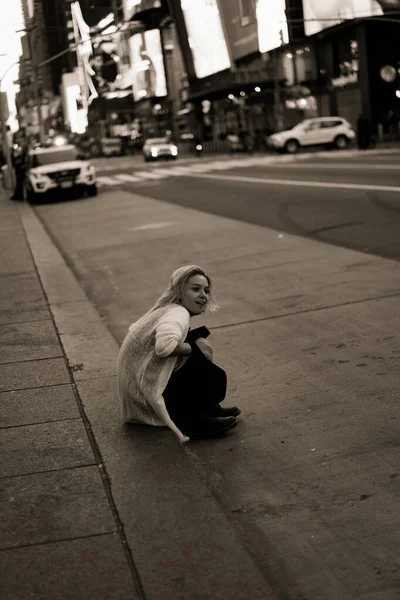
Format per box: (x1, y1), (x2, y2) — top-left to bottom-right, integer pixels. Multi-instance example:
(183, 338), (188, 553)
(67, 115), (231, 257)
(24, 144), (97, 202)
(268, 117), (355, 154)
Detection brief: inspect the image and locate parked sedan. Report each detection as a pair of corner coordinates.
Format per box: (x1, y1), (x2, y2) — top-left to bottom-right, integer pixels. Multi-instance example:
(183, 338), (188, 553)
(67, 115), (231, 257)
(142, 137), (178, 162)
(267, 117), (355, 154)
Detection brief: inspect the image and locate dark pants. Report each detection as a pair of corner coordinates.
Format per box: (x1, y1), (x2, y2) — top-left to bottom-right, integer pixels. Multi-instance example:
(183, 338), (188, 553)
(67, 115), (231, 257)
(12, 168), (25, 199)
(163, 343), (227, 428)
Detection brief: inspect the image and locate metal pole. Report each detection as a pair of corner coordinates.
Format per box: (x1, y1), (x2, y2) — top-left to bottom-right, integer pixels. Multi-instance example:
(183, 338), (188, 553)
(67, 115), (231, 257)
(273, 53), (283, 131)
(26, 27), (45, 144)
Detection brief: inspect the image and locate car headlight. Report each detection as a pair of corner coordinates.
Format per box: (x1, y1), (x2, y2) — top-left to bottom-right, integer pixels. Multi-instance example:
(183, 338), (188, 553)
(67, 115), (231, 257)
(151, 147), (158, 156)
(30, 172), (48, 183)
(171, 145), (178, 155)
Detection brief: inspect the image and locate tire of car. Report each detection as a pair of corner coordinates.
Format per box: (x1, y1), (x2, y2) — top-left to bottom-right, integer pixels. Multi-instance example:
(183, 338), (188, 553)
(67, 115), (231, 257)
(334, 135), (348, 150)
(284, 139), (299, 154)
(87, 184), (97, 197)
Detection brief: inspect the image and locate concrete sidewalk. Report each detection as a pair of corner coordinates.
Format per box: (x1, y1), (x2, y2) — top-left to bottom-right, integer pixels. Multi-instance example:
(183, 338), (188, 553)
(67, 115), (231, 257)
(0, 192), (144, 598)
(1, 180), (400, 600)
(0, 190), (275, 599)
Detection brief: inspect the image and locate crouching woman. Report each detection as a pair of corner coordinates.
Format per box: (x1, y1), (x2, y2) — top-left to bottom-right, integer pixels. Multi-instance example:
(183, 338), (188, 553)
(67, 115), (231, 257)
(117, 265), (240, 443)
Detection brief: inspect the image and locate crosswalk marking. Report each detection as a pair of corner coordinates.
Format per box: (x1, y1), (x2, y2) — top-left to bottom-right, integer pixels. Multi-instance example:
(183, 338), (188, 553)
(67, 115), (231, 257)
(134, 170), (165, 179)
(186, 164), (212, 172)
(97, 175), (121, 186)
(149, 168), (176, 177)
(113, 173), (142, 182)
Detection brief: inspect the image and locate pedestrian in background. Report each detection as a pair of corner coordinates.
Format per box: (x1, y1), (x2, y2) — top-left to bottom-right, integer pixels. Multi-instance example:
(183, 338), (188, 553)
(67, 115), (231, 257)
(10, 143), (27, 200)
(356, 114), (371, 150)
(117, 265), (240, 443)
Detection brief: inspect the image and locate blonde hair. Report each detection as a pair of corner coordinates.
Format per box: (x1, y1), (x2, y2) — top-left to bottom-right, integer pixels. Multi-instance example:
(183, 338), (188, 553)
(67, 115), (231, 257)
(149, 265), (219, 314)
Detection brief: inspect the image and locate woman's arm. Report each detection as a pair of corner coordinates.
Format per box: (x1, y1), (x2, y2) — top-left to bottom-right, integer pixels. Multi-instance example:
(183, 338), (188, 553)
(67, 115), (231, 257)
(154, 306), (190, 358)
(195, 337), (213, 361)
(169, 342), (192, 357)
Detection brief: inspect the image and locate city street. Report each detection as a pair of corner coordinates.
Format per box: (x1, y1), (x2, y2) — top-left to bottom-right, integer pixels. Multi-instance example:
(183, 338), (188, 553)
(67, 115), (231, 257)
(4, 0), (400, 595)
(92, 148), (400, 260)
(13, 146), (399, 598)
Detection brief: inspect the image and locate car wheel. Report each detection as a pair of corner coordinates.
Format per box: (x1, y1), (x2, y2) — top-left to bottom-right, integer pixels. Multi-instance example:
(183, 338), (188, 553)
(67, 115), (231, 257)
(334, 135), (348, 150)
(284, 139), (299, 154)
(87, 184), (97, 197)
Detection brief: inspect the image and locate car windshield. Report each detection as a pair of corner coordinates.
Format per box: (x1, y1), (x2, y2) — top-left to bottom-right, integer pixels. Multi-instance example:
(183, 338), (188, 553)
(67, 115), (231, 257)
(31, 147), (79, 166)
(146, 138), (169, 145)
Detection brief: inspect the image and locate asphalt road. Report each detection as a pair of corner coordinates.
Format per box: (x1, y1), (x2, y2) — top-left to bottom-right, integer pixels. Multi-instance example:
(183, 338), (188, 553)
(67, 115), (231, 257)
(91, 150), (400, 261)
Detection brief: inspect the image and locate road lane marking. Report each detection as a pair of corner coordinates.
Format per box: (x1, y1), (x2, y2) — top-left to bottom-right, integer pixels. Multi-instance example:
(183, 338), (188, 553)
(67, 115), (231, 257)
(187, 173), (400, 193)
(129, 221), (176, 231)
(265, 162), (400, 170)
(113, 173), (142, 182)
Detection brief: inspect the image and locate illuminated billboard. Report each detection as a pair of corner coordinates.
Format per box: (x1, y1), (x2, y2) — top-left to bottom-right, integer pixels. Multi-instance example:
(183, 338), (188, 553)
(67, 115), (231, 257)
(256, 0), (289, 53)
(302, 0), (398, 36)
(180, 0), (231, 78)
(129, 29), (167, 101)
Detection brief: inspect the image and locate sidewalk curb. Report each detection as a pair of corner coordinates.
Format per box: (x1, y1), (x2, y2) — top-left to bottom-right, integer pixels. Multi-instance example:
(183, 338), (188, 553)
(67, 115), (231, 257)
(15, 200), (146, 599)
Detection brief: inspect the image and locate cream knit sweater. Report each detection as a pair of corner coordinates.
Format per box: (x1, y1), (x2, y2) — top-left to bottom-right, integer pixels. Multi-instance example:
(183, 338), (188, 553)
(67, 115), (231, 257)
(117, 303), (191, 443)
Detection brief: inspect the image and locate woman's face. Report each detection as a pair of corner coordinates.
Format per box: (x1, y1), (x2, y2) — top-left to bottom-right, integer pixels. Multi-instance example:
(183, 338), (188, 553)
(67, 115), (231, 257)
(180, 275), (210, 316)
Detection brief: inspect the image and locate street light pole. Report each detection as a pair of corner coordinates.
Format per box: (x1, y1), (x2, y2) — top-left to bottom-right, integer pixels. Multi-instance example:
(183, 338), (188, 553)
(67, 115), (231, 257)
(17, 26), (46, 144)
(26, 27), (45, 144)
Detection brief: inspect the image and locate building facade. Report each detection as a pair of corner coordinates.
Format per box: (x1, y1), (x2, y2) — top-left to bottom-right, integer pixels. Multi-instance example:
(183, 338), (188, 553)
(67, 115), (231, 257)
(164, 0), (400, 143)
(16, 0), (400, 146)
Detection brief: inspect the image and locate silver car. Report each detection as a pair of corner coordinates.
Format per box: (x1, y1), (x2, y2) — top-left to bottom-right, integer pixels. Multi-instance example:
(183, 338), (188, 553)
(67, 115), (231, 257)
(142, 137), (178, 162)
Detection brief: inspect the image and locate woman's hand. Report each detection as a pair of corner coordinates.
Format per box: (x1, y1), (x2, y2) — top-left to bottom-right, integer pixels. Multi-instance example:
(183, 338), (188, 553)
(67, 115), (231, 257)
(195, 337), (213, 361)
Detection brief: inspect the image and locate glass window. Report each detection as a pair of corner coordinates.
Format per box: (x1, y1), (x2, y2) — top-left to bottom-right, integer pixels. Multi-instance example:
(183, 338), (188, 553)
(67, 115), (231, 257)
(307, 121), (323, 131)
(321, 120), (342, 128)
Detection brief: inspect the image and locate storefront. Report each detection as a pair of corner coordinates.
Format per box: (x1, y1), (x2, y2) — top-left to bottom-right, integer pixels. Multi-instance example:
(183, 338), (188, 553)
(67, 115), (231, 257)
(169, 0), (400, 139)
(301, 0), (400, 131)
